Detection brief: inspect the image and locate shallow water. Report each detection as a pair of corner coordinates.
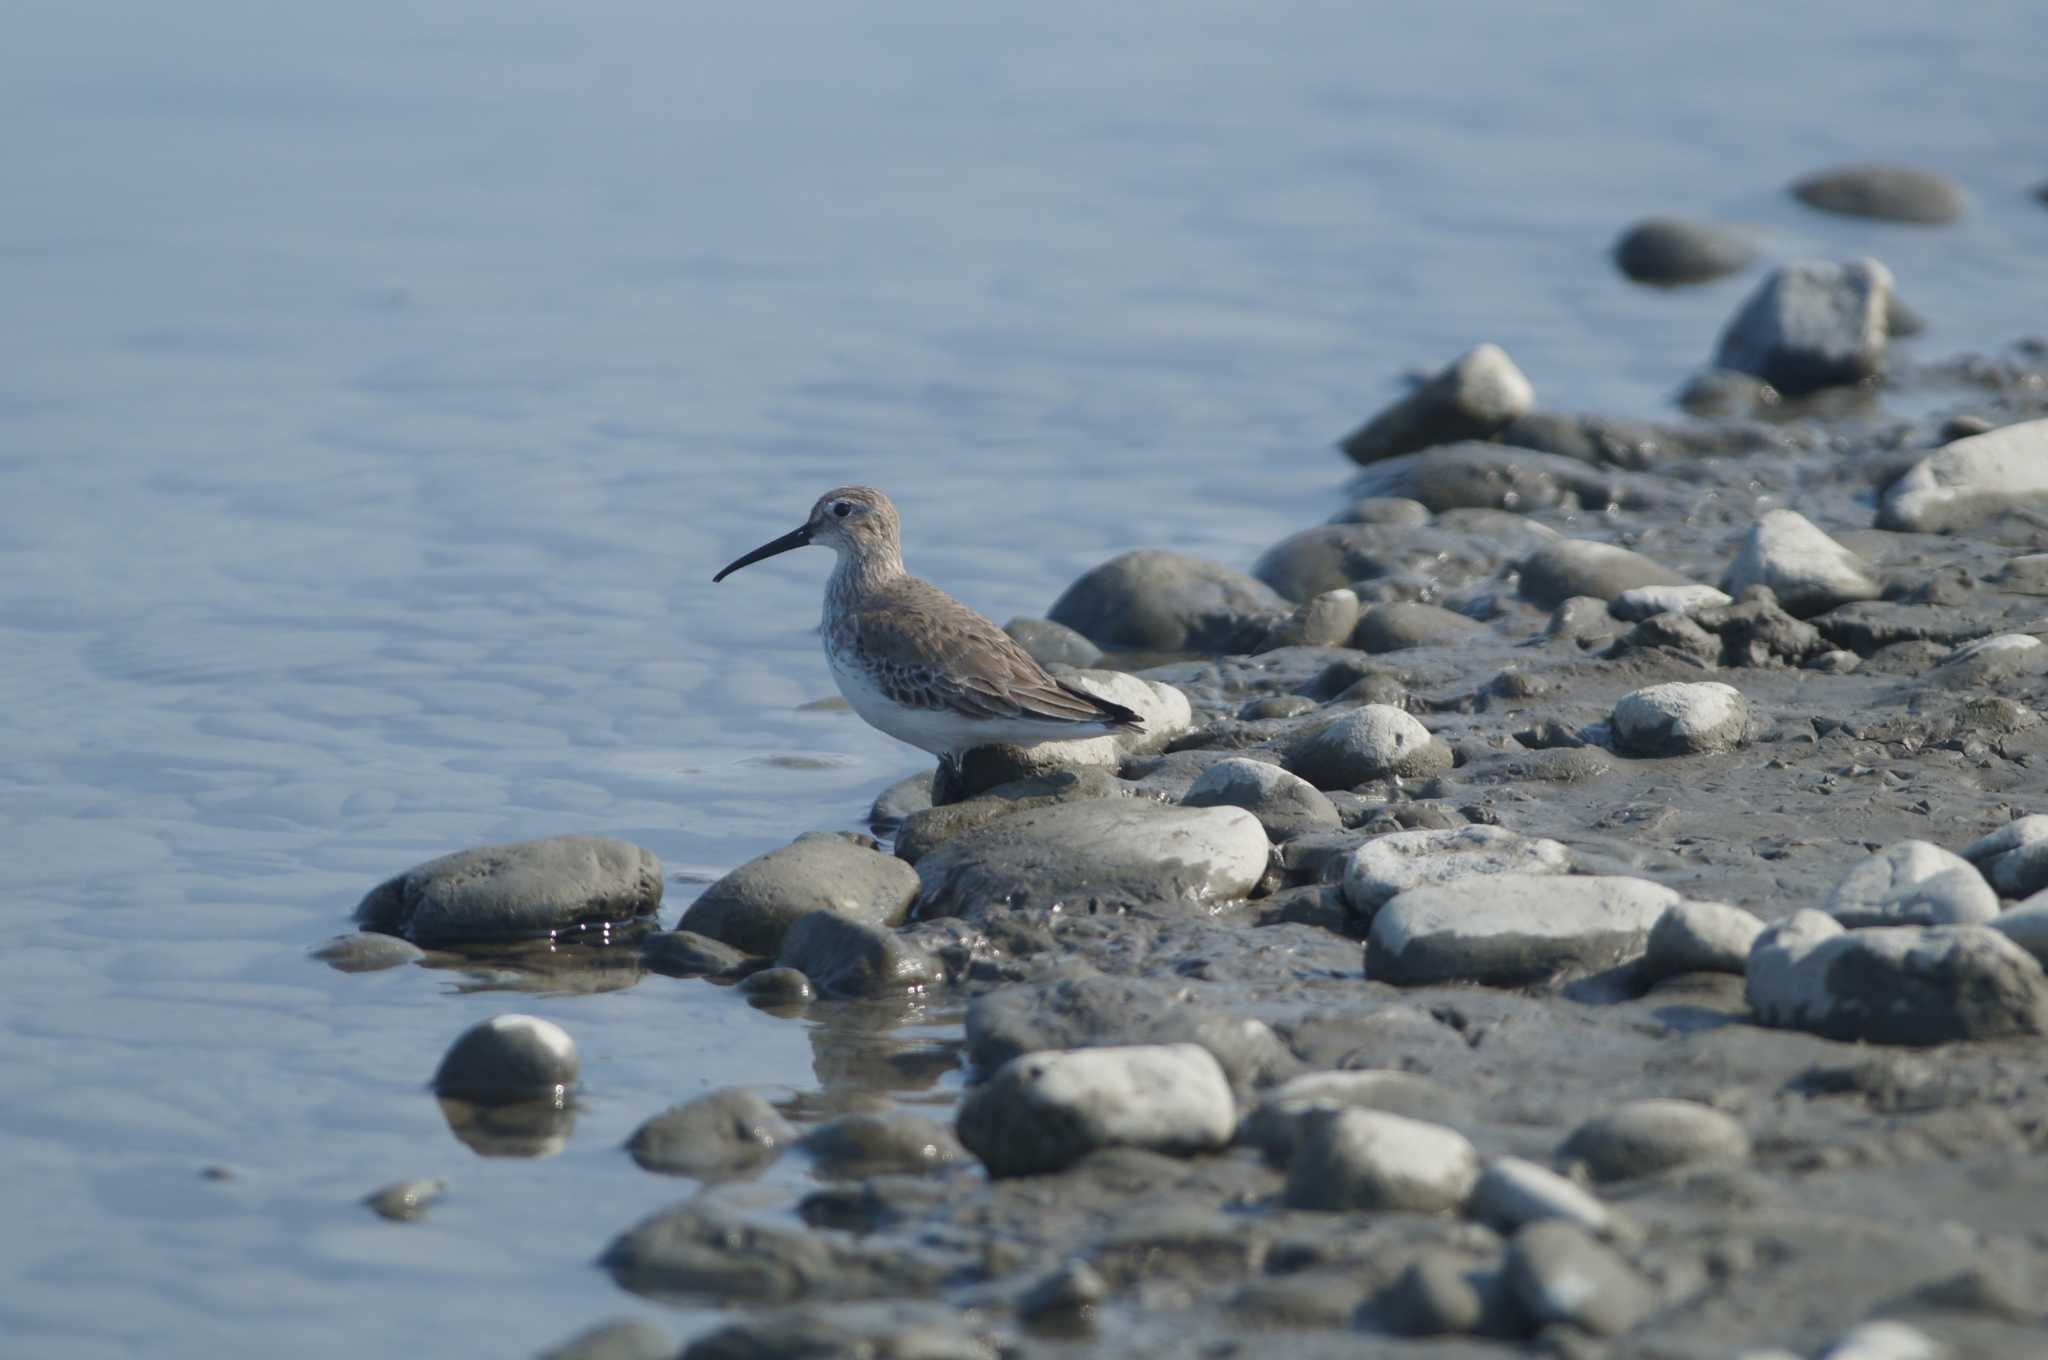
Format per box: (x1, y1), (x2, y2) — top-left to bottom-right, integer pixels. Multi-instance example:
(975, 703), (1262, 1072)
(2, 1), (2045, 1353)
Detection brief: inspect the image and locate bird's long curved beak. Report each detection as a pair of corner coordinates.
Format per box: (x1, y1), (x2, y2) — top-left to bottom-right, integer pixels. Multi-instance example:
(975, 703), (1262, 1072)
(713, 525), (811, 582)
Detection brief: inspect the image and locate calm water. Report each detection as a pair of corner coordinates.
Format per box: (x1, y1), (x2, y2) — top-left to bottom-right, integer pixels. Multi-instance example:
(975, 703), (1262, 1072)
(3, 2), (2044, 1353)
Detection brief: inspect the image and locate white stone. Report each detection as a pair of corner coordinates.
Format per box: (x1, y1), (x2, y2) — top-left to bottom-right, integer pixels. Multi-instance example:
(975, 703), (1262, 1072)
(1880, 417), (2048, 534)
(1942, 633), (2043, 665)
(1610, 583), (1733, 621)
(1339, 825), (1571, 914)
(1368, 874), (1678, 987)
(1612, 681), (1751, 757)
(955, 1043), (1235, 1177)
(1286, 704), (1452, 788)
(1815, 1320), (1946, 1360)
(1826, 840), (1998, 927)
(1719, 508), (1880, 615)
(1960, 815), (2048, 867)
(1990, 895), (2048, 967)
(1561, 1098), (1751, 1182)
(1643, 899), (1767, 978)
(1470, 1156), (1614, 1234)
(1238, 1070), (1470, 1164)
(1182, 757), (1341, 839)
(1281, 1108), (1479, 1213)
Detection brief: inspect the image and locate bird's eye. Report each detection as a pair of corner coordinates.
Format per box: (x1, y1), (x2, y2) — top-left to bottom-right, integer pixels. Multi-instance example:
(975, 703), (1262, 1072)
(832, 501), (852, 518)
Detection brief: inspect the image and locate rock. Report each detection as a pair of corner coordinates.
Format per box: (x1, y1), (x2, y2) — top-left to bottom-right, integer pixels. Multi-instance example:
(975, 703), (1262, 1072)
(1712, 259), (1892, 396)
(1812, 1320), (1946, 1360)
(1339, 342), (1534, 465)
(1285, 706), (1452, 790)
(1994, 899), (2048, 967)
(1239, 1070), (1474, 1165)
(311, 932), (425, 973)
(948, 671), (1191, 797)
(1825, 841), (1999, 928)
(1792, 163), (1964, 224)
(354, 835), (662, 946)
(362, 1177), (445, 1222)
(1280, 1107), (1479, 1213)
(1470, 1156), (1614, 1235)
(1352, 441), (1633, 514)
(775, 910), (938, 999)
(738, 966), (814, 1006)
(1334, 495), (1431, 526)
(1963, 815), (2048, 897)
(1504, 1221), (1657, 1336)
(679, 833), (919, 956)
(1182, 757), (1340, 841)
(1611, 682), (1752, 757)
(1609, 584), (1732, 621)
(1719, 509), (1881, 617)
(1371, 1253), (1496, 1337)
(1017, 1259), (1108, 1333)
(1550, 595), (1630, 646)
(1561, 1099), (1750, 1182)
(1518, 539), (1691, 608)
(1694, 593), (1833, 667)
(1340, 825), (1571, 916)
(1238, 694), (1317, 722)
(802, 1110), (962, 1177)
(912, 801), (1268, 920)
(536, 1318), (675, 1360)
(895, 768), (1123, 863)
(1643, 900), (1765, 980)
(432, 1014), (578, 1105)
(1745, 910), (2048, 1045)
(1001, 615), (1102, 668)
(1878, 417), (2048, 533)
(867, 771), (933, 835)
(955, 1043), (1235, 1177)
(1367, 874), (1678, 987)
(1812, 601), (2001, 655)
(680, 1304), (995, 1360)
(641, 930), (753, 980)
(1046, 550), (1287, 652)
(1353, 602), (1485, 652)
(1612, 215), (1758, 284)
(602, 1201), (951, 1304)
(627, 1088), (797, 1178)
(1255, 519), (1553, 603)
(1256, 588), (1361, 651)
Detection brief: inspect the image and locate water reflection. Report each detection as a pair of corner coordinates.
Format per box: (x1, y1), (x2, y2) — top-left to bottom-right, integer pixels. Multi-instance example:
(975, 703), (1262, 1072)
(437, 1095), (576, 1159)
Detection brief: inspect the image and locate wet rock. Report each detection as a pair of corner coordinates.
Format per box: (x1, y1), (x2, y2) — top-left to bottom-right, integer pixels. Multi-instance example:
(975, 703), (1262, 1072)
(680, 1304), (993, 1360)
(1609, 583), (1732, 621)
(1046, 549), (1286, 653)
(1720, 509), (1880, 616)
(362, 1177), (445, 1222)
(1712, 259), (1892, 396)
(1017, 1259), (1108, 1334)
(1281, 1107), (1479, 1213)
(680, 833), (919, 956)
(602, 1201), (953, 1304)
(895, 768), (1123, 863)
(956, 1042), (1235, 1178)
(1812, 600), (2001, 654)
(1182, 757), (1340, 841)
(1255, 519), (1552, 603)
(1339, 825), (1571, 916)
(1611, 682), (1752, 757)
(948, 671), (1191, 797)
(1371, 1253), (1500, 1337)
(1602, 608), (1717, 663)
(1353, 441), (1632, 515)
(537, 1318), (675, 1360)
(1367, 874), (1677, 987)
(1792, 163), (1964, 224)
(312, 932), (425, 973)
(1613, 215), (1758, 284)
(1812, 1320), (1945, 1360)
(775, 911), (938, 999)
(1746, 910), (2048, 1045)
(1002, 615), (1102, 669)
(1285, 706), (1452, 790)
(1470, 1157), (1614, 1235)
(641, 929), (753, 980)
(1334, 495), (1432, 526)
(1936, 633), (2048, 686)
(1692, 593), (1832, 667)
(1226, 1273), (1366, 1329)
(1238, 693), (1317, 722)
(1561, 1098), (1750, 1183)
(1825, 841), (1999, 928)
(738, 966), (814, 1006)
(1550, 595), (1631, 646)
(802, 1110), (962, 1177)
(1256, 588), (1361, 651)
(432, 1014), (578, 1105)
(1353, 601), (1485, 652)
(1989, 895), (2048, 967)
(1504, 1221), (1656, 1336)
(1969, 819), (2048, 899)
(1878, 417), (2048, 533)
(1518, 539), (1691, 609)
(354, 835), (662, 946)
(1239, 1070), (1474, 1165)
(1339, 342), (1534, 466)
(1643, 900), (1765, 980)
(912, 800), (1268, 920)
(627, 1088), (796, 1178)
(867, 771), (933, 836)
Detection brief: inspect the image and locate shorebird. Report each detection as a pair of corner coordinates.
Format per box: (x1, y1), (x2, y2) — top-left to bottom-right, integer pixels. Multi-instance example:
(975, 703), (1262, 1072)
(713, 486), (1142, 788)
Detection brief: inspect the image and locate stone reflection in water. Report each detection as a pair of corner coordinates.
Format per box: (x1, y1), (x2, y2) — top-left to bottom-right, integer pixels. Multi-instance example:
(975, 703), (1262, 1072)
(438, 1095), (576, 1159)
(804, 995), (965, 1098)
(430, 925), (656, 996)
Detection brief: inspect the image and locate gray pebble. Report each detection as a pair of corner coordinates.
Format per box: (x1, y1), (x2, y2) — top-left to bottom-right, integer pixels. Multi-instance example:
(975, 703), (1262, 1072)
(1182, 757), (1341, 841)
(1353, 601), (1485, 652)
(1879, 417), (2048, 534)
(1812, 1319), (1946, 1360)
(1504, 1221), (1656, 1336)
(1370, 1253), (1495, 1337)
(738, 966), (814, 1006)
(1367, 874), (1676, 987)
(1340, 825), (1570, 915)
(1519, 539), (1691, 609)
(776, 911), (937, 999)
(1561, 1098), (1750, 1183)
(1238, 693), (1317, 721)
(1825, 840), (1998, 927)
(1285, 705), (1452, 790)
(1046, 549), (1286, 652)
(680, 832), (919, 956)
(1470, 1156), (1614, 1235)
(956, 1042), (1236, 1178)
(1792, 163), (1964, 224)
(1239, 1070), (1473, 1165)
(1256, 588), (1361, 652)
(354, 835), (662, 946)
(802, 1109), (963, 1177)
(1719, 509), (1880, 617)
(1340, 342), (1534, 466)
(311, 932), (425, 973)
(362, 1177), (445, 1222)
(1712, 258), (1892, 396)
(1281, 1107), (1479, 1213)
(626, 1088), (796, 1178)
(1643, 900), (1765, 980)
(1001, 615), (1102, 668)
(1613, 215), (1758, 284)
(1333, 496), (1431, 526)
(867, 770), (933, 836)
(640, 930), (752, 980)
(1990, 896), (2048, 967)
(1611, 681), (1752, 757)
(432, 1013), (578, 1105)
(1609, 583), (1732, 621)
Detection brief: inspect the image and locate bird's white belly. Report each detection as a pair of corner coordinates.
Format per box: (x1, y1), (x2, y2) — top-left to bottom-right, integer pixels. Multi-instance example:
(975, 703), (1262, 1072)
(826, 649), (1110, 757)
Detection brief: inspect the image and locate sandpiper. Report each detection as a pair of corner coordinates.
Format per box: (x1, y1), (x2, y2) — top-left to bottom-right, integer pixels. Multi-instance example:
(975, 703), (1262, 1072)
(713, 486), (1142, 785)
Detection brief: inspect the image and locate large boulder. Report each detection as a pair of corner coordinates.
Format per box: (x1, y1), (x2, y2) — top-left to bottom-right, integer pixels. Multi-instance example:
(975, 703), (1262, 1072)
(1046, 550), (1286, 652)
(355, 835), (662, 946)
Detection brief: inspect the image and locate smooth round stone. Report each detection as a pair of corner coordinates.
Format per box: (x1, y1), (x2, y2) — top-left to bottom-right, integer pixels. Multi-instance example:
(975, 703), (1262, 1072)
(1643, 900), (1765, 979)
(1611, 681), (1752, 757)
(1281, 1107), (1479, 1213)
(1352, 441), (1628, 516)
(1610, 583), (1732, 621)
(1792, 163), (1964, 224)
(737, 966), (814, 1006)
(1257, 588), (1361, 652)
(1238, 693), (1317, 721)
(1504, 1222), (1656, 1337)
(1046, 549), (1288, 652)
(1367, 874), (1678, 987)
(1613, 215), (1758, 284)
(1812, 1320), (1946, 1360)
(603, 1201), (949, 1305)
(1018, 1258), (1109, 1332)
(867, 770), (934, 836)
(1285, 705), (1452, 790)
(1825, 840), (1999, 928)
(1962, 814), (2048, 872)
(1238, 1070), (1474, 1165)
(1990, 897), (2048, 966)
(679, 832), (919, 956)
(1879, 417), (2048, 534)
(626, 1088), (796, 1178)
(362, 1177), (445, 1222)
(775, 910), (937, 999)
(432, 1014), (579, 1105)
(1001, 615), (1103, 669)
(1371, 1253), (1492, 1337)
(640, 929), (752, 980)
(802, 1110), (963, 1176)
(1339, 342), (1534, 466)
(311, 932), (425, 973)
(1353, 601), (1485, 652)
(956, 1042), (1236, 1178)
(1470, 1156), (1613, 1234)
(1334, 496), (1431, 526)
(354, 835), (663, 946)
(1518, 539), (1691, 609)
(1340, 825), (1571, 914)
(1712, 258), (1892, 396)
(1182, 757), (1341, 841)
(913, 799), (1269, 920)
(1561, 1099), (1750, 1183)
(1746, 911), (2048, 1045)
(1720, 509), (1880, 617)
(536, 1318), (676, 1360)
(895, 768), (1122, 863)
